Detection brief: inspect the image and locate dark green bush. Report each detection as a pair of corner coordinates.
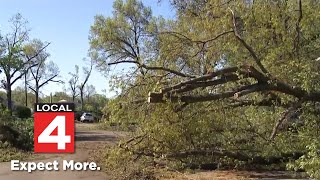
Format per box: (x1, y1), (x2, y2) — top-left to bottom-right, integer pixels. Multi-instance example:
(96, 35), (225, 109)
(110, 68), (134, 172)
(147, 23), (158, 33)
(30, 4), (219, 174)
(0, 109), (34, 151)
(14, 105), (32, 119)
(10, 119), (34, 151)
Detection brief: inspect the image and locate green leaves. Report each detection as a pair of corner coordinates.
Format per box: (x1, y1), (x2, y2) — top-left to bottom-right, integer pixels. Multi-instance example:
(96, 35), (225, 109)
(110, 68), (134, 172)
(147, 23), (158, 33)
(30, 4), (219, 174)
(89, 0), (156, 73)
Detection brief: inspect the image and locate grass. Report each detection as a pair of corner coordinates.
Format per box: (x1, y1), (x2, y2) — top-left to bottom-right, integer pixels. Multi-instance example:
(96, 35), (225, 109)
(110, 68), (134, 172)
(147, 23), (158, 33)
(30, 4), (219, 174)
(0, 145), (31, 162)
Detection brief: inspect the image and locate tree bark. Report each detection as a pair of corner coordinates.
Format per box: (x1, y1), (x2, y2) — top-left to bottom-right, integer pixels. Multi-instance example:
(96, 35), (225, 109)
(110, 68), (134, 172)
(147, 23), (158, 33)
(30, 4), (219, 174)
(5, 76), (12, 115)
(80, 89), (84, 110)
(35, 90), (39, 104)
(24, 73), (28, 107)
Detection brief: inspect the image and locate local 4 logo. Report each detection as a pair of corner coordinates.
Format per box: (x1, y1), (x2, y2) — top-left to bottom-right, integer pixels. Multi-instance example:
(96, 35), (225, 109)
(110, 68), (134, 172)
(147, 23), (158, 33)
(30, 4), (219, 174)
(34, 103), (75, 153)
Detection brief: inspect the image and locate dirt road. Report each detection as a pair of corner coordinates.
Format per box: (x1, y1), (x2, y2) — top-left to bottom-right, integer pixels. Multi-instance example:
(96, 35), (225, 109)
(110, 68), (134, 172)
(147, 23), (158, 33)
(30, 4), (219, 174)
(0, 123), (119, 180)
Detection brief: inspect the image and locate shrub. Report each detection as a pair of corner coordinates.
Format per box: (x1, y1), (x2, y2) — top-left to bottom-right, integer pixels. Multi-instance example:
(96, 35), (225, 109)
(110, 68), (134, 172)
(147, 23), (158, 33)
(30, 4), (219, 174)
(10, 119), (34, 151)
(14, 105), (31, 119)
(0, 115), (34, 151)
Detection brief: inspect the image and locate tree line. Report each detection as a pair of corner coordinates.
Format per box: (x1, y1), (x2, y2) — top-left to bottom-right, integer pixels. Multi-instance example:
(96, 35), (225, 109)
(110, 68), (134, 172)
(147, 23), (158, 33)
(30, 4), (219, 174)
(0, 14), (106, 113)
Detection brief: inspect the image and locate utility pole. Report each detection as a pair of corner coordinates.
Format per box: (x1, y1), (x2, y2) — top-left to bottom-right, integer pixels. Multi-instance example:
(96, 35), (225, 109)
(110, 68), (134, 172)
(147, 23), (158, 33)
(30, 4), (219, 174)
(50, 92), (52, 103)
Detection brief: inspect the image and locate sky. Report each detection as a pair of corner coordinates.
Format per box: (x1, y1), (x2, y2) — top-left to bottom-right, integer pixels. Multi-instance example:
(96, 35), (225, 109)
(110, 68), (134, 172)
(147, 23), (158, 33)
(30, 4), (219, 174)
(0, 0), (175, 98)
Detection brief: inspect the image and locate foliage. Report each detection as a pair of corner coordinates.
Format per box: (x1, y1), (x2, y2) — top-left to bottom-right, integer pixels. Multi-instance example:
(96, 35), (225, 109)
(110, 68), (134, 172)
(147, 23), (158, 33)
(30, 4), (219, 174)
(14, 105), (31, 119)
(11, 86), (36, 108)
(288, 141), (320, 179)
(0, 110), (34, 152)
(10, 118), (34, 151)
(104, 148), (156, 180)
(0, 144), (31, 162)
(0, 110), (32, 162)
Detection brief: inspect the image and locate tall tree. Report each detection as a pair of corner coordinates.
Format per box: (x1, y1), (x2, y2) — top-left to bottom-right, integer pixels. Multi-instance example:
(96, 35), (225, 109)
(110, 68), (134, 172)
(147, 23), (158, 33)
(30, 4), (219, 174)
(68, 65), (79, 102)
(0, 14), (49, 113)
(78, 59), (93, 110)
(27, 40), (61, 103)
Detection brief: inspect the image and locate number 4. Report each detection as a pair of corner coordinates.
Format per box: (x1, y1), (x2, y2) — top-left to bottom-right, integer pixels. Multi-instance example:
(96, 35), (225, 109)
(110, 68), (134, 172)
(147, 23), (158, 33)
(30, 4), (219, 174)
(38, 116), (71, 150)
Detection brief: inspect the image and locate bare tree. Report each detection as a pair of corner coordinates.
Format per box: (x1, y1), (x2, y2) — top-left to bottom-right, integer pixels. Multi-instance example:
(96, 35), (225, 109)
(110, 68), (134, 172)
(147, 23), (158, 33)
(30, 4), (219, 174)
(68, 65), (79, 102)
(27, 40), (62, 103)
(78, 59), (93, 110)
(0, 14), (50, 113)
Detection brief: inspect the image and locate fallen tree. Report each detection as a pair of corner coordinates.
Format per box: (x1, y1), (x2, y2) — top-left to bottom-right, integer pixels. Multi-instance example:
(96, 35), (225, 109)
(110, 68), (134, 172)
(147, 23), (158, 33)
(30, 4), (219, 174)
(90, 0), (320, 178)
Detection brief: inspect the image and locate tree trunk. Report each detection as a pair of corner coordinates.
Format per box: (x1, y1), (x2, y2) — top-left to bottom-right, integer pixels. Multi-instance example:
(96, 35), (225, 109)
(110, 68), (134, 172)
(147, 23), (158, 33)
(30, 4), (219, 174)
(35, 90), (39, 104)
(6, 88), (12, 115)
(24, 73), (28, 107)
(6, 77), (12, 115)
(80, 89), (84, 110)
(35, 82), (39, 104)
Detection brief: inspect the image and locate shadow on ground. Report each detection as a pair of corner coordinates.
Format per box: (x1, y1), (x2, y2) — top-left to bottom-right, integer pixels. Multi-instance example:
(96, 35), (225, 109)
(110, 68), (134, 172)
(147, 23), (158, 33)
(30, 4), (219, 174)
(75, 131), (117, 142)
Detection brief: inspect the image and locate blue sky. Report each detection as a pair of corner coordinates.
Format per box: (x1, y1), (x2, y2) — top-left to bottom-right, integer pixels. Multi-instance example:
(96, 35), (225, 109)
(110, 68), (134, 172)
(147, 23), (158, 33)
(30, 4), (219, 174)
(0, 0), (174, 98)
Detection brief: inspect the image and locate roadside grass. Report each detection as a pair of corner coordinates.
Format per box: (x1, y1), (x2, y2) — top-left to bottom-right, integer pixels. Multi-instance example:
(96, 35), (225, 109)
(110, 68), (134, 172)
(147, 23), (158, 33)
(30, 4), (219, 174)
(0, 144), (32, 162)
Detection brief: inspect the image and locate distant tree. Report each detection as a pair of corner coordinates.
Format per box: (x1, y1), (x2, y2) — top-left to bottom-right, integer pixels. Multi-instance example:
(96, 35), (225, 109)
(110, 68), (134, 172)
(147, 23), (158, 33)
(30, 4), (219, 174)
(40, 91), (70, 103)
(78, 59), (93, 110)
(84, 84), (96, 103)
(68, 65), (79, 102)
(26, 40), (62, 103)
(12, 86), (36, 108)
(0, 14), (49, 113)
(52, 91), (70, 102)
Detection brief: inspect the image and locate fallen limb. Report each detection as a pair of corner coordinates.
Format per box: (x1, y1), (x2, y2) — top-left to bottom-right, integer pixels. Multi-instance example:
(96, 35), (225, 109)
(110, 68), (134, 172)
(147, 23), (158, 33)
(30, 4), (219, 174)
(270, 98), (305, 140)
(148, 65), (320, 103)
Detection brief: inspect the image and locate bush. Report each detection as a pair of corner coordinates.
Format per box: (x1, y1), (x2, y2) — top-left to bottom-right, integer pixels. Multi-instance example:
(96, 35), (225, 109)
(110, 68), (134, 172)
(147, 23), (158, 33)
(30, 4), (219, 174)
(10, 119), (34, 151)
(14, 105), (31, 119)
(0, 110), (34, 151)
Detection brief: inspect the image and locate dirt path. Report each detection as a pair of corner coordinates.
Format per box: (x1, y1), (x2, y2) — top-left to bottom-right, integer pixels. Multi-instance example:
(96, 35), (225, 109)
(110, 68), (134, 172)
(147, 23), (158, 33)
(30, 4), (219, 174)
(0, 123), (120, 180)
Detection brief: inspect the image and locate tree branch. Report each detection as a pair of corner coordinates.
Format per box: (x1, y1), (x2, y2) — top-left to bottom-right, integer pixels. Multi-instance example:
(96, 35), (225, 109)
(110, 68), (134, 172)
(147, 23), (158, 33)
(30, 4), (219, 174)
(270, 98), (305, 140)
(38, 74), (61, 88)
(229, 8), (270, 75)
(148, 65), (320, 103)
(107, 60), (195, 78)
